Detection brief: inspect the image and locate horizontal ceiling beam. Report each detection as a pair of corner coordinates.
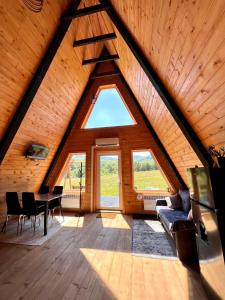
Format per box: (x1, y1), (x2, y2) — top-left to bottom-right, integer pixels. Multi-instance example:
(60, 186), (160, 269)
(82, 54), (119, 65)
(73, 33), (116, 47)
(101, 0), (213, 168)
(63, 3), (108, 20)
(0, 0), (82, 165)
(90, 70), (120, 79)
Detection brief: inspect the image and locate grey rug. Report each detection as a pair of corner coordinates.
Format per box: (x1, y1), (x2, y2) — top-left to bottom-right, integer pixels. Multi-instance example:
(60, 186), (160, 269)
(132, 219), (178, 260)
(0, 216), (72, 246)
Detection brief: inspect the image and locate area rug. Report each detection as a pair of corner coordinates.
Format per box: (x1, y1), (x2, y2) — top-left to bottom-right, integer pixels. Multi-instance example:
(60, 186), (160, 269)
(132, 214), (158, 220)
(96, 212), (117, 219)
(0, 216), (72, 246)
(132, 219), (178, 260)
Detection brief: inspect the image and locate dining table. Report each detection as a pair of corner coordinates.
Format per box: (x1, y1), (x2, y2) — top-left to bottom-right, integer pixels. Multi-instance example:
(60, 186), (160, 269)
(35, 193), (63, 235)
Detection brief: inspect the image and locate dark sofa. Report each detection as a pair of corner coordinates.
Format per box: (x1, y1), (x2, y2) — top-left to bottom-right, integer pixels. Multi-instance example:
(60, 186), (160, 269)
(156, 190), (198, 262)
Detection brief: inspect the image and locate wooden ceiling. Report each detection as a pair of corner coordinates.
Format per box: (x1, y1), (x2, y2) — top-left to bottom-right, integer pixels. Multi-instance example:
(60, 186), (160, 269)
(0, 0), (224, 204)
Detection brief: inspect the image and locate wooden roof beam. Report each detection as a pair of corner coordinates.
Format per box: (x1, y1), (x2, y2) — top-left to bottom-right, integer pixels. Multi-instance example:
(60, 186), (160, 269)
(63, 3), (109, 20)
(100, 0), (213, 168)
(82, 54), (119, 65)
(0, 0), (82, 165)
(73, 33), (116, 47)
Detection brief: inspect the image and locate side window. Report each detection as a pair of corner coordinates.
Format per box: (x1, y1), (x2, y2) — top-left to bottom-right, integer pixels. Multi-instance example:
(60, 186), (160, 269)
(132, 150), (169, 192)
(59, 153), (86, 192)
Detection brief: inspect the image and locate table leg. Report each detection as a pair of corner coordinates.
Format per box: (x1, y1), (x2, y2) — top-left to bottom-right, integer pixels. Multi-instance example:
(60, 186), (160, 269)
(44, 202), (48, 235)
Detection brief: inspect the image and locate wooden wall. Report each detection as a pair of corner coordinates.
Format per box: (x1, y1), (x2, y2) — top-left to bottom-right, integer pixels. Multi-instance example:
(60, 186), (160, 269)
(48, 64), (181, 214)
(104, 0), (225, 181)
(0, 0), (101, 214)
(1, 0), (224, 215)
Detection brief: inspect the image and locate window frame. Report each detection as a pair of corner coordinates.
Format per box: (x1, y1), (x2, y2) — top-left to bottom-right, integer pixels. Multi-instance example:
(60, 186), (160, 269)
(81, 84), (137, 129)
(57, 152), (87, 192)
(131, 149), (172, 194)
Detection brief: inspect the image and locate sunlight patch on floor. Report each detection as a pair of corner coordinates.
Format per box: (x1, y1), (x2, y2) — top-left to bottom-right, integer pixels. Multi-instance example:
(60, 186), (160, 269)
(100, 219), (130, 229)
(144, 220), (165, 232)
(80, 248), (128, 299)
(60, 216), (84, 228)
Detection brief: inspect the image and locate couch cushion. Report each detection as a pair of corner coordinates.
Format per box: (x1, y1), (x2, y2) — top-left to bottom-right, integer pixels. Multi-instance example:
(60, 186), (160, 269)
(179, 189), (191, 213)
(158, 208), (189, 231)
(169, 193), (182, 209)
(156, 205), (172, 214)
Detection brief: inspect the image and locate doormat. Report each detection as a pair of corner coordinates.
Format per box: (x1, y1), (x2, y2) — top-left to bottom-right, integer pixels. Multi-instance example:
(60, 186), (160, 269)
(96, 212), (117, 219)
(132, 219), (178, 260)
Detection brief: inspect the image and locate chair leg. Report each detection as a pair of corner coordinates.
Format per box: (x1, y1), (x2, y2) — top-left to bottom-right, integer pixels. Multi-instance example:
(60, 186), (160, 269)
(33, 216), (36, 232)
(17, 215), (23, 235)
(60, 204), (64, 221)
(21, 216), (24, 233)
(1, 215), (9, 232)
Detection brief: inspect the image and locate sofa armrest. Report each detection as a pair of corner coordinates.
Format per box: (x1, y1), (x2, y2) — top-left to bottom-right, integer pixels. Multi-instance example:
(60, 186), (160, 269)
(156, 199), (167, 206)
(171, 220), (195, 232)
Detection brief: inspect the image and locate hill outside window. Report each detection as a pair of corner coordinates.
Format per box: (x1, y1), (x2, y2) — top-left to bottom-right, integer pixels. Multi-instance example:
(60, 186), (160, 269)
(132, 150), (169, 192)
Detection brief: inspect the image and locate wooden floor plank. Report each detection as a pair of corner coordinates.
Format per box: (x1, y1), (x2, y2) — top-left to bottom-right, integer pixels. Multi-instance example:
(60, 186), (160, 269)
(0, 213), (208, 300)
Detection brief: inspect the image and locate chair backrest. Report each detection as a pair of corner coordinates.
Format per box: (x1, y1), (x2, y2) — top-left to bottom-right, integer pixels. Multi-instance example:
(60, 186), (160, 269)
(39, 186), (49, 194)
(6, 192), (22, 215)
(22, 192), (37, 215)
(53, 186), (63, 195)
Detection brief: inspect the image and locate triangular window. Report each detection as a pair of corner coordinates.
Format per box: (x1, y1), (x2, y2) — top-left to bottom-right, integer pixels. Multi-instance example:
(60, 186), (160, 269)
(83, 88), (136, 129)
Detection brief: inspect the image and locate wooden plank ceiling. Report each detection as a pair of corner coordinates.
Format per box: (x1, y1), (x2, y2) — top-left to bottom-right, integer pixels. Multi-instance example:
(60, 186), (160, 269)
(0, 0), (103, 203)
(0, 0), (225, 208)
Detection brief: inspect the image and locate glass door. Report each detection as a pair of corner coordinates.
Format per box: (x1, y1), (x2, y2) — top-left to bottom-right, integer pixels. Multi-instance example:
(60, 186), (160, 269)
(96, 152), (121, 210)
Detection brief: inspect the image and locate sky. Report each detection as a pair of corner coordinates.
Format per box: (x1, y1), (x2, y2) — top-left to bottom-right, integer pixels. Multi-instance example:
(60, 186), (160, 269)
(85, 88), (135, 128)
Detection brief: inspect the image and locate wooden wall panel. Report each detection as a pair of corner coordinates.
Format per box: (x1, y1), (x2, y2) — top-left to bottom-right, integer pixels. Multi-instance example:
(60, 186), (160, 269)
(96, 0), (225, 182)
(0, 0), (100, 215)
(48, 71), (181, 214)
(1, 0), (224, 216)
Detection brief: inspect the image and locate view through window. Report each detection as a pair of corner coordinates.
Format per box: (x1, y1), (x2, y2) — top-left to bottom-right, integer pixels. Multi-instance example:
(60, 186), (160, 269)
(60, 153), (86, 191)
(84, 88), (135, 128)
(132, 150), (168, 191)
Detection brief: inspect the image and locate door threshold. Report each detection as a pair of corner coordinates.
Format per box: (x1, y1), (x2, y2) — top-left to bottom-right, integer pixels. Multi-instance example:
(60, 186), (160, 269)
(96, 209), (122, 214)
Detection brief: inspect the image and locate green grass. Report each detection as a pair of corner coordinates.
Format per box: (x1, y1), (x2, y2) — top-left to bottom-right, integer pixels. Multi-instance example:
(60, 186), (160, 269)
(61, 170), (168, 196)
(133, 170), (168, 191)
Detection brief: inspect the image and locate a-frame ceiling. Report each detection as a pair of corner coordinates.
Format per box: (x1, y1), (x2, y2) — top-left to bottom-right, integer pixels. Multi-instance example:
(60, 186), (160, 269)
(0, 0), (225, 203)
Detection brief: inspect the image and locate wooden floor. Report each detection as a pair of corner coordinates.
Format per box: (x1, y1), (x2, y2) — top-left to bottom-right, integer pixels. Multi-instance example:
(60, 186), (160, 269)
(0, 214), (208, 300)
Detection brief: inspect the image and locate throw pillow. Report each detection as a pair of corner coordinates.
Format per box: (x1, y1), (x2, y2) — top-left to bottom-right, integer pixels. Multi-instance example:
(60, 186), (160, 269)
(169, 193), (182, 209)
(179, 189), (191, 212)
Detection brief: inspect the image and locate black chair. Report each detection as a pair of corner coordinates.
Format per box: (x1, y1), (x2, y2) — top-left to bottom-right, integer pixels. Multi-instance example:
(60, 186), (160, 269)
(39, 186), (49, 194)
(48, 186), (64, 219)
(1, 192), (23, 233)
(22, 192), (45, 232)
